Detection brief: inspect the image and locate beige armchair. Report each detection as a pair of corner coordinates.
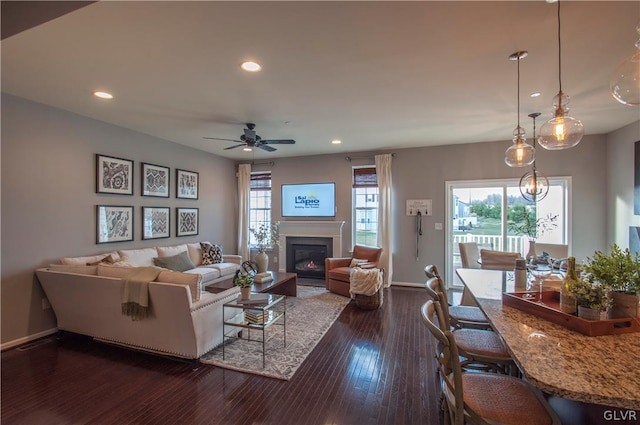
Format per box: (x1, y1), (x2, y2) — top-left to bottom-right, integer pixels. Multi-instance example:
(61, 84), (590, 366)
(325, 245), (383, 297)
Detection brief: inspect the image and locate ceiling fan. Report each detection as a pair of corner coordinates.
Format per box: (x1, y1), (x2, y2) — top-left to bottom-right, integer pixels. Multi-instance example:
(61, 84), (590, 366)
(204, 123), (296, 152)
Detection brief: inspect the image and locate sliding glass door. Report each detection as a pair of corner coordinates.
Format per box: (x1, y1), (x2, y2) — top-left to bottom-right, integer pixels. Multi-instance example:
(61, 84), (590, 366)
(445, 178), (570, 288)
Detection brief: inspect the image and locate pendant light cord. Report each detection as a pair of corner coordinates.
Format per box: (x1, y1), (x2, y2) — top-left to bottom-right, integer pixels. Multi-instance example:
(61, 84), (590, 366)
(517, 55), (521, 128)
(557, 0), (563, 94)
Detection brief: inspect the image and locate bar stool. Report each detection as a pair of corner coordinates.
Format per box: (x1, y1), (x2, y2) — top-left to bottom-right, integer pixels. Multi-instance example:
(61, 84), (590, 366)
(421, 300), (561, 425)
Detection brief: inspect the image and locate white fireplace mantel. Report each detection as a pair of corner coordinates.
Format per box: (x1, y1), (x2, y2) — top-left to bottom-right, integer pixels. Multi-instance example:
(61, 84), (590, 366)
(277, 221), (345, 273)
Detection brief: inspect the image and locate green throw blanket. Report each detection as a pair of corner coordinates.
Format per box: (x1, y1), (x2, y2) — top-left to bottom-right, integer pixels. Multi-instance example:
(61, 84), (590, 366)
(121, 266), (162, 321)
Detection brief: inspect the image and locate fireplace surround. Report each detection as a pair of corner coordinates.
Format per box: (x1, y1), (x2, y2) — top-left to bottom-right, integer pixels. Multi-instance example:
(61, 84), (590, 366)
(277, 221), (345, 275)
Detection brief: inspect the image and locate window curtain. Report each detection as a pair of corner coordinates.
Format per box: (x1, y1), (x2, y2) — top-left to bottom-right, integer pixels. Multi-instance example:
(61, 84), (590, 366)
(237, 163), (251, 261)
(375, 154), (393, 287)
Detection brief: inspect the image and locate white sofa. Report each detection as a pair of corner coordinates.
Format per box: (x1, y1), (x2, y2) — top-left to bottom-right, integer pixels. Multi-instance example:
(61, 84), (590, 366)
(35, 242), (242, 363)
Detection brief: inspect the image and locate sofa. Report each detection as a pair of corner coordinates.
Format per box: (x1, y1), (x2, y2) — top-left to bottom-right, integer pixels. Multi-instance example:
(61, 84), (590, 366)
(35, 242), (243, 364)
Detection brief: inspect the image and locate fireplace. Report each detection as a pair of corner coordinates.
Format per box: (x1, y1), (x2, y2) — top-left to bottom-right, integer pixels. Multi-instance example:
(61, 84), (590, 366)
(286, 237), (333, 279)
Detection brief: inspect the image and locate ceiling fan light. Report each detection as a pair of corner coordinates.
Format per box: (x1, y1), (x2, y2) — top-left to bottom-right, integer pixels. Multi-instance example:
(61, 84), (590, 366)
(243, 147), (253, 152)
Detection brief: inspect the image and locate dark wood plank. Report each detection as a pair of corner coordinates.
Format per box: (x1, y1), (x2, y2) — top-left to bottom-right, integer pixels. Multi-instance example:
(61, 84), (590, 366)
(1, 286), (440, 425)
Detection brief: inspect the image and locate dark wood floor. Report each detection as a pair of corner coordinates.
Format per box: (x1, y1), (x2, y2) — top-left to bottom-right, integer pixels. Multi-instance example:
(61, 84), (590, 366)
(1, 286), (441, 425)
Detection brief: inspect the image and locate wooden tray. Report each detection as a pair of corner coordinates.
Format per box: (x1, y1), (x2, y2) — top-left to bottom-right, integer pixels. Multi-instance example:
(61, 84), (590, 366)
(502, 290), (640, 337)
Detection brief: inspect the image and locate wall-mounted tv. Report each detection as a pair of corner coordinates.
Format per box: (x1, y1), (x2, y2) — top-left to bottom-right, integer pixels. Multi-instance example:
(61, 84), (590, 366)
(281, 182), (336, 217)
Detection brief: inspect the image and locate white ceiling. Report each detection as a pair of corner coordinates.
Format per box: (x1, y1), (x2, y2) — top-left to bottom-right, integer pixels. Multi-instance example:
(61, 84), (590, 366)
(2, 1), (639, 160)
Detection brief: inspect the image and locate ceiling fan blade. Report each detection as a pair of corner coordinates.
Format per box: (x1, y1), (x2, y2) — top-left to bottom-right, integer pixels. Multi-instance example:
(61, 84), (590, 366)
(257, 144), (277, 152)
(204, 137), (243, 143)
(224, 144), (247, 150)
(262, 139), (296, 145)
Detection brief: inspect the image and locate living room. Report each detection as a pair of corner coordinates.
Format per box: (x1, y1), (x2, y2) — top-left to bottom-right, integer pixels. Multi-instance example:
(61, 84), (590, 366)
(2, 2), (640, 423)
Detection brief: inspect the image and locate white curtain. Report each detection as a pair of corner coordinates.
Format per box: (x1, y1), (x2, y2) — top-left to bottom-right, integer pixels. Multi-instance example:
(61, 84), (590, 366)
(237, 163), (251, 261)
(375, 154), (393, 287)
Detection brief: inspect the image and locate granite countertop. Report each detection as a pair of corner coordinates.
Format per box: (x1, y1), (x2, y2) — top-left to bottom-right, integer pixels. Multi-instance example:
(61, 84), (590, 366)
(457, 268), (640, 410)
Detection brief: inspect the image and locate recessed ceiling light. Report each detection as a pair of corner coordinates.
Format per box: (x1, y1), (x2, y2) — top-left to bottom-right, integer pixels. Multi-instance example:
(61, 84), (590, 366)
(530, 92), (541, 98)
(240, 61), (261, 72)
(243, 147), (253, 152)
(93, 91), (113, 99)
(331, 139), (342, 144)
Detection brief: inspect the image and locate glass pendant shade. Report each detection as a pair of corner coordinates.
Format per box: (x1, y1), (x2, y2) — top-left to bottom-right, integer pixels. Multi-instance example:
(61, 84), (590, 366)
(610, 23), (640, 106)
(519, 167), (549, 202)
(540, 0), (583, 150)
(505, 126), (535, 167)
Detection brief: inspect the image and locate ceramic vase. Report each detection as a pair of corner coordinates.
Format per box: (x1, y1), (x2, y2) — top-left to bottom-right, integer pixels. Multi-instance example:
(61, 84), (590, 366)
(240, 286), (251, 300)
(525, 240), (537, 262)
(255, 251), (269, 273)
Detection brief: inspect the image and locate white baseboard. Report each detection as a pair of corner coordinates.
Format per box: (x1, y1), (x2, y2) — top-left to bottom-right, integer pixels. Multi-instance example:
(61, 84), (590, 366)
(390, 281), (423, 288)
(1, 328), (58, 352)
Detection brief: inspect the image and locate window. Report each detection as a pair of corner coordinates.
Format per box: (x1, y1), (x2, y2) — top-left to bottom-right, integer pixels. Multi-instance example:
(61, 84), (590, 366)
(445, 177), (571, 288)
(352, 166), (379, 246)
(249, 171), (271, 246)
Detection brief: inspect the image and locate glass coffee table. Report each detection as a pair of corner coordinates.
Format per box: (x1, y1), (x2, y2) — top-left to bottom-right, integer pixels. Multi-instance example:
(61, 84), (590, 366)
(222, 293), (286, 368)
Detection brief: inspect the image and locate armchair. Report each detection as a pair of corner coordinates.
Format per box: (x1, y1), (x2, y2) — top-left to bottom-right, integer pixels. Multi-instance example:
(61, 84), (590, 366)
(325, 245), (383, 297)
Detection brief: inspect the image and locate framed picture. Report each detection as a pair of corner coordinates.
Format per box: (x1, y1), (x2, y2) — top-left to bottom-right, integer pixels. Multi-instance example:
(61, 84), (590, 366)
(176, 169), (199, 200)
(142, 207), (170, 240)
(141, 162), (170, 198)
(176, 207), (199, 236)
(96, 154), (133, 195)
(96, 205), (134, 244)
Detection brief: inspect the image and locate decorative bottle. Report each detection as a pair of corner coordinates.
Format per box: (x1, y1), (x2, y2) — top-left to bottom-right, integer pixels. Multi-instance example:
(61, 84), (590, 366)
(560, 256), (578, 315)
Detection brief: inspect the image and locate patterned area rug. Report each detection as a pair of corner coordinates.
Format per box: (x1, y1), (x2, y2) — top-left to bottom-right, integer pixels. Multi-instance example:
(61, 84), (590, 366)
(199, 286), (350, 380)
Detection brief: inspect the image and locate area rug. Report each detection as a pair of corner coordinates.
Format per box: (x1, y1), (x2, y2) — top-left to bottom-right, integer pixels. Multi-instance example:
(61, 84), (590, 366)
(199, 286), (350, 380)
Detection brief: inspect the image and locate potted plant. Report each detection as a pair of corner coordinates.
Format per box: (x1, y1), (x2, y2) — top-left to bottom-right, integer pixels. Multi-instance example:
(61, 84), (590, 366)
(233, 271), (254, 300)
(568, 278), (611, 320)
(249, 222), (279, 273)
(507, 206), (558, 260)
(583, 244), (640, 319)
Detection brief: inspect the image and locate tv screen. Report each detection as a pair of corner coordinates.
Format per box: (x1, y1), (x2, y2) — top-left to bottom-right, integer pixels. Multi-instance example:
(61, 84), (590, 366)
(281, 182), (336, 217)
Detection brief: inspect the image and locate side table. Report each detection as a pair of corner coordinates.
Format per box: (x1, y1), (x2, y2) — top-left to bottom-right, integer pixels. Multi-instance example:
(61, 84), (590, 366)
(222, 293), (286, 368)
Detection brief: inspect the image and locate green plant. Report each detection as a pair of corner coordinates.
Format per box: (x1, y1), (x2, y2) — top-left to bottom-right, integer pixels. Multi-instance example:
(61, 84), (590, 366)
(568, 279), (612, 311)
(583, 244), (640, 294)
(507, 206), (558, 240)
(250, 222), (279, 253)
(233, 272), (254, 288)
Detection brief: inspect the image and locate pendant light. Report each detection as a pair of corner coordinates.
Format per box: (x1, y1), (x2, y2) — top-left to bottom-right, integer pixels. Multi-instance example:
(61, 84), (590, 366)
(610, 22), (640, 106)
(520, 113), (549, 202)
(538, 0), (584, 150)
(505, 51), (535, 168)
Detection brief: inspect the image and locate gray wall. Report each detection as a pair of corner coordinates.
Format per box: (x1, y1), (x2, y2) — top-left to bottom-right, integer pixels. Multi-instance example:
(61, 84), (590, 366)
(1, 94), (238, 346)
(606, 121), (640, 248)
(3, 91), (637, 347)
(255, 132), (612, 286)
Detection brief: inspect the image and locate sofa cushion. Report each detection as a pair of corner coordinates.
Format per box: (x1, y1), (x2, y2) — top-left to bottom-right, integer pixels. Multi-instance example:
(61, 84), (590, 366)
(186, 242), (205, 266)
(117, 248), (158, 267)
(156, 244), (188, 258)
(350, 258), (369, 268)
(48, 264), (98, 275)
(97, 264), (143, 278)
(210, 262), (239, 277)
(60, 251), (121, 266)
(201, 242), (223, 265)
(153, 251), (195, 272)
(185, 267), (222, 285)
(327, 266), (351, 283)
(156, 270), (202, 302)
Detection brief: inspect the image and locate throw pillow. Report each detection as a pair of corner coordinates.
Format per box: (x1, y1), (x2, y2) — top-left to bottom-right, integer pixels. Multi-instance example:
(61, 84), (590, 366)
(153, 251), (195, 272)
(350, 258), (369, 268)
(201, 242), (223, 265)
